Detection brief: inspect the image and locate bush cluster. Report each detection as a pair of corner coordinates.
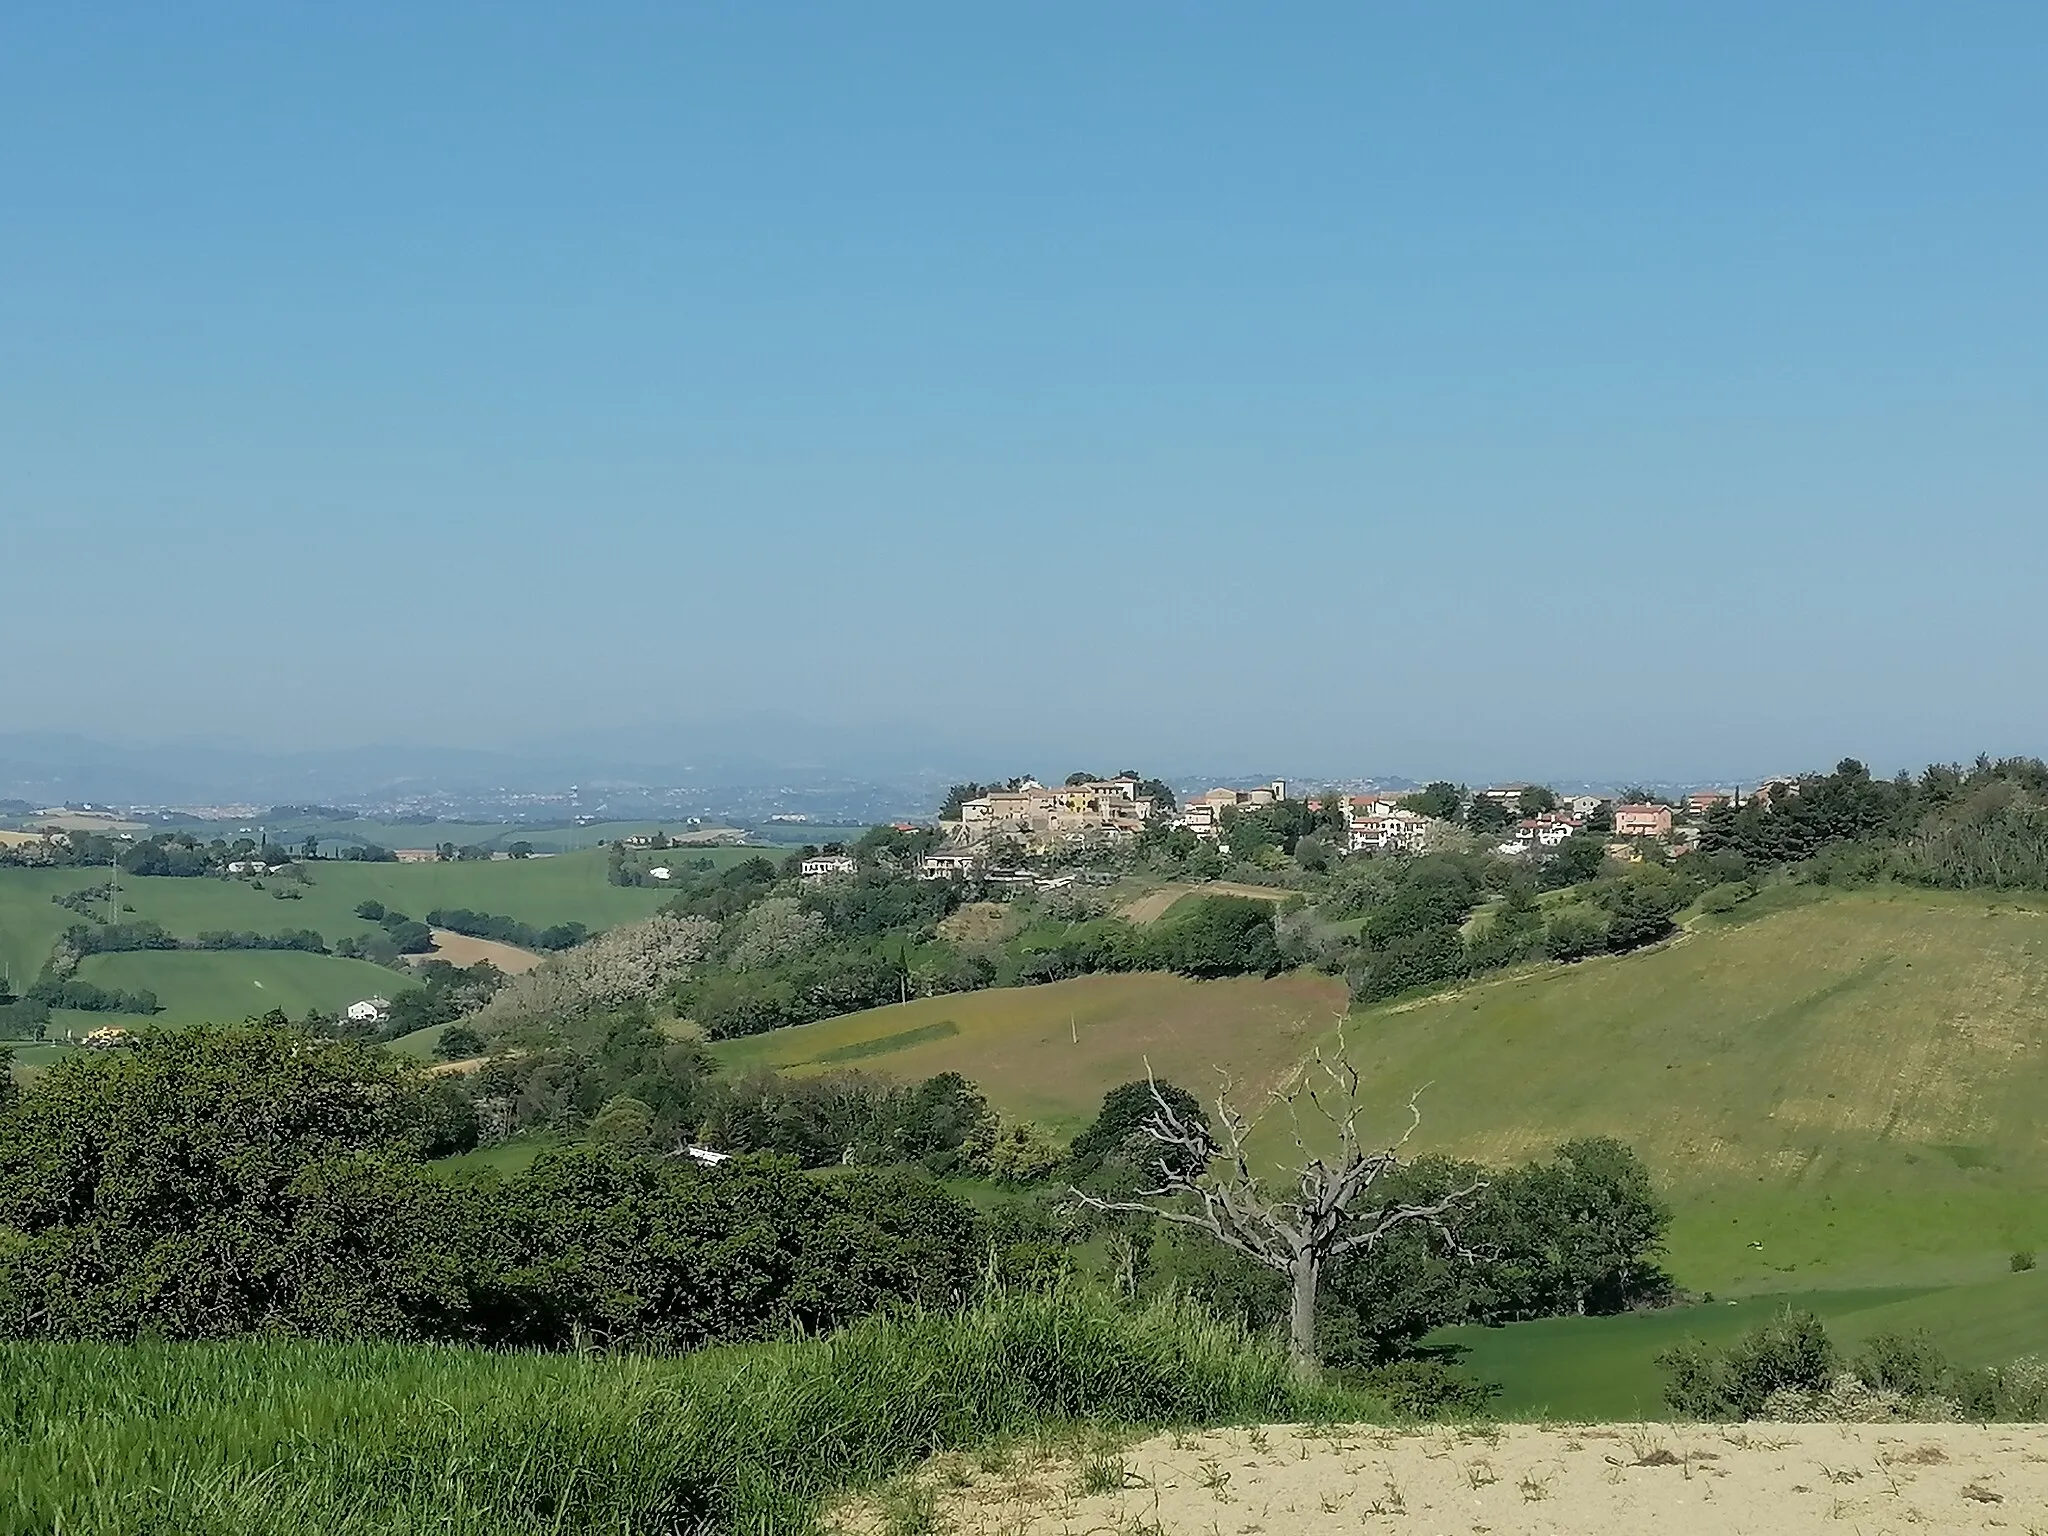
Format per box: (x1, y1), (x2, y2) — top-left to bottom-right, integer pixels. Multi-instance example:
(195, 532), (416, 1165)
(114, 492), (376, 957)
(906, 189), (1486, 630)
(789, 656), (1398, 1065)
(0, 1026), (988, 1351)
(1657, 1309), (2048, 1422)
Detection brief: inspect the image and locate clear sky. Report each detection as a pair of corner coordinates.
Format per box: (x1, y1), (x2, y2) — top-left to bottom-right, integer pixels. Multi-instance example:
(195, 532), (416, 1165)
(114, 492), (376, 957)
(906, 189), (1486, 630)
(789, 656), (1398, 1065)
(5, 3), (2045, 782)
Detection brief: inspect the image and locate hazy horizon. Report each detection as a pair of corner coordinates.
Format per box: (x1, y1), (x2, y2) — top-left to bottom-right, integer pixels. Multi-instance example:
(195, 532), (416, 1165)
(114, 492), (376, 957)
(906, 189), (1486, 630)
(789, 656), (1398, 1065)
(7, 6), (2046, 779)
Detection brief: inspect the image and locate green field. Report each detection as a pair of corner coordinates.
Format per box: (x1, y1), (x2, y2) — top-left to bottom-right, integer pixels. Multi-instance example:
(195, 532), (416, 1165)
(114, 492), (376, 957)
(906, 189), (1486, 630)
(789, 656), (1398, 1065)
(0, 867), (110, 985)
(711, 884), (2048, 1415)
(0, 849), (673, 1001)
(1301, 887), (2048, 1295)
(1436, 1267), (2048, 1419)
(156, 818), (784, 855)
(64, 949), (405, 1028)
(712, 971), (1350, 1134)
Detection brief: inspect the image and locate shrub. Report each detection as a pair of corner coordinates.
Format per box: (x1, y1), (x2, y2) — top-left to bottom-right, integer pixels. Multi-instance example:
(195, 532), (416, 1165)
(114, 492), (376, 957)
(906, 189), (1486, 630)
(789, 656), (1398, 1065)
(1853, 1329), (1948, 1396)
(1656, 1307), (1835, 1419)
(1342, 1359), (1497, 1420)
(2012, 1249), (2036, 1272)
(1697, 881), (1755, 915)
(1949, 1356), (2048, 1421)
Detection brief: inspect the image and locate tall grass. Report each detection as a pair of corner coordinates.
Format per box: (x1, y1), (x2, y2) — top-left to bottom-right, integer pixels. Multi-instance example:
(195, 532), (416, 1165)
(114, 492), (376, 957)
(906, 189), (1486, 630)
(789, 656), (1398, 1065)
(1, 1288), (1367, 1535)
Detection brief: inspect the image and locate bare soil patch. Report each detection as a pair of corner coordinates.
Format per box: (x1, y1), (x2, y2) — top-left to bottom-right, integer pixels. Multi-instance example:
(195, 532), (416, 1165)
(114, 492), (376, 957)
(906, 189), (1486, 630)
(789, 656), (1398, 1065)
(837, 1422), (2048, 1536)
(415, 928), (545, 974)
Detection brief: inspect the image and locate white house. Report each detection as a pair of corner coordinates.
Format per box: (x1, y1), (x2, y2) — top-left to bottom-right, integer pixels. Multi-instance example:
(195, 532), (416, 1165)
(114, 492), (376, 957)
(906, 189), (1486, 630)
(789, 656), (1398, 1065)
(648, 866), (673, 881)
(800, 854), (858, 879)
(919, 849), (985, 880)
(345, 997), (391, 1025)
(1347, 809), (1439, 854)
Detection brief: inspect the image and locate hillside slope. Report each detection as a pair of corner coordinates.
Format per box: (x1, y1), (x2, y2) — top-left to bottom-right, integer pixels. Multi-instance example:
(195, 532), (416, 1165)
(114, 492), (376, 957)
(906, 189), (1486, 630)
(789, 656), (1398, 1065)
(711, 972), (1349, 1133)
(1318, 887), (2048, 1292)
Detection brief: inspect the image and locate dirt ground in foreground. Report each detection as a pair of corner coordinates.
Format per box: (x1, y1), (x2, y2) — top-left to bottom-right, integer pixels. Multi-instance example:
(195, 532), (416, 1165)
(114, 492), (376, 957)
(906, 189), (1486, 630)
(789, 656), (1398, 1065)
(836, 1422), (2048, 1536)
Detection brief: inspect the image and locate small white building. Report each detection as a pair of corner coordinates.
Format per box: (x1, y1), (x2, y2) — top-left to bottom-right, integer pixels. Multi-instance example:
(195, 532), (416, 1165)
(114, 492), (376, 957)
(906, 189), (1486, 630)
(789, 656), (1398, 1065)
(648, 866), (672, 881)
(800, 854), (858, 880)
(919, 849), (984, 880)
(345, 997), (391, 1025)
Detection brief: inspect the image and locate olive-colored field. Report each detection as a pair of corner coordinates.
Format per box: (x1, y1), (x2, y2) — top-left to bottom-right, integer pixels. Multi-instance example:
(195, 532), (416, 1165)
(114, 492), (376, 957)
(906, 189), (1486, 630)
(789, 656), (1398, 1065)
(711, 971), (1350, 1133)
(1304, 887), (2048, 1295)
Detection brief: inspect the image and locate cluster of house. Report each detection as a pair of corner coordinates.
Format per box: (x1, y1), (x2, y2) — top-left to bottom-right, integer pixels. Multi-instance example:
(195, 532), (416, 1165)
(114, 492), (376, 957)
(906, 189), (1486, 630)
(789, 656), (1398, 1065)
(795, 774), (1791, 885)
(947, 779), (1158, 851)
(940, 777), (1298, 855)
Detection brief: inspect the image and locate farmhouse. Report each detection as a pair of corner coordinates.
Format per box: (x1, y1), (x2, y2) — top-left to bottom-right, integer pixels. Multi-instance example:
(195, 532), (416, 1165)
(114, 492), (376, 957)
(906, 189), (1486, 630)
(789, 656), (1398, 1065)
(345, 998), (391, 1025)
(394, 849), (438, 863)
(919, 849), (985, 880)
(1613, 803), (1674, 838)
(800, 854), (858, 879)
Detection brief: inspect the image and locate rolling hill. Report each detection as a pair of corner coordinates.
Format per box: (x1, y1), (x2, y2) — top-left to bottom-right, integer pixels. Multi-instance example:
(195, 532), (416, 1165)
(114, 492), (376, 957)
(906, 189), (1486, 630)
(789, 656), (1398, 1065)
(1307, 886), (2048, 1294)
(711, 971), (1350, 1134)
(712, 882), (2048, 1411)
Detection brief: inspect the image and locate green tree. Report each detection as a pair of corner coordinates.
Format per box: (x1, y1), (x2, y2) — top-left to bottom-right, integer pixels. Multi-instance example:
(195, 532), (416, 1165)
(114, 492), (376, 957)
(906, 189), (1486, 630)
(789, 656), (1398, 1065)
(587, 1093), (658, 1149)
(0, 1026), (451, 1339)
(1070, 1078), (1211, 1185)
(433, 1024), (485, 1061)
(1152, 896), (1281, 978)
(1400, 783), (1463, 823)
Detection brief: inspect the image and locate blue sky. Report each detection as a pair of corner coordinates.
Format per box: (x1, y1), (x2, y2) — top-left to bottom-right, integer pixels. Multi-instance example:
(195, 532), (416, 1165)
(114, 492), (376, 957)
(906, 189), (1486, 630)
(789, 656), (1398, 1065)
(4, 3), (2045, 781)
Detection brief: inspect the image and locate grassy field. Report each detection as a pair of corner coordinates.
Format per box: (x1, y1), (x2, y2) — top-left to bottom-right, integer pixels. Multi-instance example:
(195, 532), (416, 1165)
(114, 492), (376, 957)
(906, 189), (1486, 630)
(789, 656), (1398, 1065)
(156, 817), (786, 855)
(0, 867), (110, 985)
(0, 849), (672, 1009)
(0, 1290), (1351, 1535)
(1437, 1267), (2048, 1420)
(64, 949), (405, 1028)
(1274, 887), (2048, 1296)
(712, 971), (1350, 1134)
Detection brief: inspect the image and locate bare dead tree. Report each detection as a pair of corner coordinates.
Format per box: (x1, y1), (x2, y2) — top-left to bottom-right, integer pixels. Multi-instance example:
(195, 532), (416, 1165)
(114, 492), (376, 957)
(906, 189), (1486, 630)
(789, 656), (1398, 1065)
(1070, 1027), (1484, 1375)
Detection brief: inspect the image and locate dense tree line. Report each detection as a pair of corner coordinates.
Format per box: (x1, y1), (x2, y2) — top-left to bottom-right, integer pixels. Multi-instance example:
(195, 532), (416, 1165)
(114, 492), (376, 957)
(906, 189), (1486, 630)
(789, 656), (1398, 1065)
(427, 907), (588, 951)
(1703, 755), (2048, 893)
(679, 889), (1284, 1040)
(1332, 852), (1705, 1005)
(0, 1027), (983, 1350)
